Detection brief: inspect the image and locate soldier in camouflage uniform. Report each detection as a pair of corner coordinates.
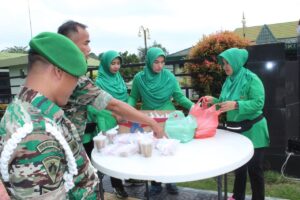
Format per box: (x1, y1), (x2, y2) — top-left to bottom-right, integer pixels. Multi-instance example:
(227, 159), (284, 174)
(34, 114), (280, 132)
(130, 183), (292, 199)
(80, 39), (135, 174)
(58, 21), (165, 156)
(0, 32), (99, 199)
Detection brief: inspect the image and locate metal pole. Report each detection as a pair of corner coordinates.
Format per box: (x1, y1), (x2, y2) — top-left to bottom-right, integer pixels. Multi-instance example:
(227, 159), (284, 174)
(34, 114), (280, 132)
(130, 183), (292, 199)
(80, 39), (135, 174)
(27, 0), (33, 38)
(217, 175), (222, 200)
(224, 174), (228, 200)
(144, 29), (148, 56)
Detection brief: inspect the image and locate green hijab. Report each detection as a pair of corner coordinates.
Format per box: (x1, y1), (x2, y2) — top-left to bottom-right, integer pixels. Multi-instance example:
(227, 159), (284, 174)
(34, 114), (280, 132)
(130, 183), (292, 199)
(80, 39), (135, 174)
(134, 47), (177, 109)
(96, 50), (128, 102)
(218, 48), (253, 101)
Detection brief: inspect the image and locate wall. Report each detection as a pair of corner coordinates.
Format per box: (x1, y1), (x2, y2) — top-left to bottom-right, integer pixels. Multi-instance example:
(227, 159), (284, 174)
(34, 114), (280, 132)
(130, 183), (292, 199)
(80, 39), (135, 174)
(9, 65), (27, 95)
(247, 43), (300, 176)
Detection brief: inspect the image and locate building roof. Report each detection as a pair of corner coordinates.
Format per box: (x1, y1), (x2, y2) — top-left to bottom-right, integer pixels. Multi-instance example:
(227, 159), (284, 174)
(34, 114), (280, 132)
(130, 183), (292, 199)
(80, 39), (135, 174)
(234, 21), (298, 42)
(0, 52), (99, 68)
(0, 52), (27, 68)
(168, 20), (298, 58)
(167, 47), (193, 60)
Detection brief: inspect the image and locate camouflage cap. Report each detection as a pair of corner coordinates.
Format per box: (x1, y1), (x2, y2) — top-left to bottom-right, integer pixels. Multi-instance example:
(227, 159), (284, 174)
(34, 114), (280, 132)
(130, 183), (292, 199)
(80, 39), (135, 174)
(29, 32), (87, 77)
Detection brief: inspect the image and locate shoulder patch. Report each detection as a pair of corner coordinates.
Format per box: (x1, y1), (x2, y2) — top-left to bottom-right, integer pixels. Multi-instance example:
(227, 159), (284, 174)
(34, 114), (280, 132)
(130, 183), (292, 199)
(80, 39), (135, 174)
(42, 156), (62, 183)
(37, 140), (61, 152)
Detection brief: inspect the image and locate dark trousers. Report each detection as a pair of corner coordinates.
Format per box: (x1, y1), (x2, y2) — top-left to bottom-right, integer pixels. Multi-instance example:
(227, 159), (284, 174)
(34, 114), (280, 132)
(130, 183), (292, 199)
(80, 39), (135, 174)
(233, 148), (265, 200)
(110, 177), (124, 189)
(83, 141), (94, 158)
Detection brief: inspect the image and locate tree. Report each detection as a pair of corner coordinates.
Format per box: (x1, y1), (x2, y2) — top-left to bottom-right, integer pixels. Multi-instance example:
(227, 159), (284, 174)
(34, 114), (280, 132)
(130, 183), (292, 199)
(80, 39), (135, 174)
(1, 46), (28, 53)
(119, 51), (140, 64)
(185, 31), (250, 97)
(118, 51), (142, 82)
(138, 41), (169, 61)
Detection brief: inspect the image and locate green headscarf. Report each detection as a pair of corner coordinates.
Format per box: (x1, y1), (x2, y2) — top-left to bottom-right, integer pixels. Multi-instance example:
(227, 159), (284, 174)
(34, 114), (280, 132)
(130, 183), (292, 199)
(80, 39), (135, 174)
(218, 48), (253, 101)
(95, 50), (128, 102)
(134, 47), (177, 109)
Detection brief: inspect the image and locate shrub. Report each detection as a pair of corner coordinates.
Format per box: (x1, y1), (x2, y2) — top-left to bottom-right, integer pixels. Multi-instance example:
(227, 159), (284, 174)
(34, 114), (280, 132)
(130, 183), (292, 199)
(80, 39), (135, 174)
(185, 31), (250, 97)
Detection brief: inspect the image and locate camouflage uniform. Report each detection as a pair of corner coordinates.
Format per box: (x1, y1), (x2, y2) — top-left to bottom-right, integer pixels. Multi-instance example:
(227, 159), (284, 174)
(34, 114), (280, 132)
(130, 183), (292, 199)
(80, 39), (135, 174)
(0, 86), (110, 200)
(64, 76), (113, 138)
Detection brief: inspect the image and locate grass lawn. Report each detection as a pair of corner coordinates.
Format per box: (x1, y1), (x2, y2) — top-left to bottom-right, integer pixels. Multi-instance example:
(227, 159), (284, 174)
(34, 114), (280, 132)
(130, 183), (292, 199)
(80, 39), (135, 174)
(177, 171), (300, 200)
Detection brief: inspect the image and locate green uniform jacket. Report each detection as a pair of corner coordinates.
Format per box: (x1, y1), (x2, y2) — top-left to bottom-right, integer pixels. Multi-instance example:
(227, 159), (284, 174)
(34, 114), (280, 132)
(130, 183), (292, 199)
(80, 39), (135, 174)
(128, 80), (193, 111)
(214, 73), (270, 148)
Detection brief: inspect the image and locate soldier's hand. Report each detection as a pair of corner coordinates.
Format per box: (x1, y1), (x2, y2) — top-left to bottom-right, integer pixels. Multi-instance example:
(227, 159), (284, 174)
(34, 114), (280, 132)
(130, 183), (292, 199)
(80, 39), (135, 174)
(0, 180), (10, 200)
(150, 122), (167, 138)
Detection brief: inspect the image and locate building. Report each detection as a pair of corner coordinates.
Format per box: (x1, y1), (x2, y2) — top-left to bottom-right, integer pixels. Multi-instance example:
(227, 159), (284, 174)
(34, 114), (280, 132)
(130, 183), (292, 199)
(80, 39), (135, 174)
(0, 52), (100, 100)
(234, 21), (298, 45)
(167, 20), (299, 60)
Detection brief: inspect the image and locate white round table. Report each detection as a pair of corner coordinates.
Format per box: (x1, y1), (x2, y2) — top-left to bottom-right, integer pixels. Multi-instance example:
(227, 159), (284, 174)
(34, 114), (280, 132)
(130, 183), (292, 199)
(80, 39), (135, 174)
(92, 129), (254, 199)
(92, 129), (253, 182)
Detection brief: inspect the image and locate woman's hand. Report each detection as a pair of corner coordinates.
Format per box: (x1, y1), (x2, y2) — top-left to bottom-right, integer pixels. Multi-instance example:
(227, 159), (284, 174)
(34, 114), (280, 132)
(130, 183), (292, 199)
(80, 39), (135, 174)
(218, 101), (237, 113)
(203, 96), (214, 104)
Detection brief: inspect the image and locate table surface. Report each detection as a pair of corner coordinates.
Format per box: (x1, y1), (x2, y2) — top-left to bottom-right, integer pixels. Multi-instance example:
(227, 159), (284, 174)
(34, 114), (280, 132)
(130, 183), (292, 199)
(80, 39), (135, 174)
(91, 129), (254, 183)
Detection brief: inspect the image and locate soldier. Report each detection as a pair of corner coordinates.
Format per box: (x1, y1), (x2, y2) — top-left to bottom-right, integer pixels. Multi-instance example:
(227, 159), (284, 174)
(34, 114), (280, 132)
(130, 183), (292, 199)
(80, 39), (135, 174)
(57, 20), (165, 157)
(0, 32), (98, 199)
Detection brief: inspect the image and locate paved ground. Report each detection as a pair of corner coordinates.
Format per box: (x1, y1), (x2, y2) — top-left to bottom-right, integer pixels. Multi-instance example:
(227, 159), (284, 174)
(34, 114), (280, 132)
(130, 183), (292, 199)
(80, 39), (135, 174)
(102, 175), (221, 200)
(102, 175), (288, 200)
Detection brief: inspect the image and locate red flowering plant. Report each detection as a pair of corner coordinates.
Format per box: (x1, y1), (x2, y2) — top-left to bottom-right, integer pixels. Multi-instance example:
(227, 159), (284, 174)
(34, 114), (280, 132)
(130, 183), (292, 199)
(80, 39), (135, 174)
(185, 31), (250, 98)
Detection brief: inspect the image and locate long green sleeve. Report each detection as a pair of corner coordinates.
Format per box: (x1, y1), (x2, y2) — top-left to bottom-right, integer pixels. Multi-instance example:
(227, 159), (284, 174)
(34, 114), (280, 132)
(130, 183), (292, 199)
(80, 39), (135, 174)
(225, 74), (269, 148)
(127, 78), (140, 107)
(87, 105), (117, 132)
(172, 82), (194, 110)
(236, 76), (265, 116)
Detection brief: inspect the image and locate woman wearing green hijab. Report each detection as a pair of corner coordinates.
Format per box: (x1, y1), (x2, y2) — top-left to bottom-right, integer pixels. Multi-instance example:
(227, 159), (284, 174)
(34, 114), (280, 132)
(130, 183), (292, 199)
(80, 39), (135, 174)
(89, 50), (129, 198)
(96, 50), (128, 102)
(128, 47), (194, 196)
(128, 47), (193, 110)
(205, 48), (269, 200)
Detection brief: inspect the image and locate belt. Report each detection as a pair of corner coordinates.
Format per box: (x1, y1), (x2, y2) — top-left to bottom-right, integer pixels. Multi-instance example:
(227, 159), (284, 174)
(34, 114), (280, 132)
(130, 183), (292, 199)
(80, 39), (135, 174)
(225, 114), (264, 133)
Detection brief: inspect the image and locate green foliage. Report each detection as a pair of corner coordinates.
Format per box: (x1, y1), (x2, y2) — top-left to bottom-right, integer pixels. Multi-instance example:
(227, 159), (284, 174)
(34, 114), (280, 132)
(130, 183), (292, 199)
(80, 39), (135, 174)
(119, 51), (140, 64)
(178, 171), (300, 200)
(138, 40), (169, 61)
(1, 46), (28, 53)
(117, 51), (142, 82)
(185, 31), (250, 98)
(119, 66), (143, 82)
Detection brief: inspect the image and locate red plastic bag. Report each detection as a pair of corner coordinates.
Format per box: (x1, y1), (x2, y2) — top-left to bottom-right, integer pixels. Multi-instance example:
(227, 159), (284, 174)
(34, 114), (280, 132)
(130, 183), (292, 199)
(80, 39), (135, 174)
(189, 97), (221, 139)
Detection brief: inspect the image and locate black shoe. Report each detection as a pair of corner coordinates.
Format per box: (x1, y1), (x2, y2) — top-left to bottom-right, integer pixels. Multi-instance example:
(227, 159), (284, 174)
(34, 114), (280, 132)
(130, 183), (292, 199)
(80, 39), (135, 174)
(166, 183), (179, 195)
(124, 179), (144, 187)
(114, 188), (129, 199)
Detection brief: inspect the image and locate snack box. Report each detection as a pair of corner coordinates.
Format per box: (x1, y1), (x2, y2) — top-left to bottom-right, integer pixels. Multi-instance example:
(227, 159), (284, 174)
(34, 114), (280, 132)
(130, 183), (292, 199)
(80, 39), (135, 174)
(118, 110), (175, 133)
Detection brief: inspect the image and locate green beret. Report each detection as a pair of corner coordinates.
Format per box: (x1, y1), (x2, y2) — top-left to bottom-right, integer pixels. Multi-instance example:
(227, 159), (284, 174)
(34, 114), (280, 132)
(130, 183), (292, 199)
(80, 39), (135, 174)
(29, 32), (87, 77)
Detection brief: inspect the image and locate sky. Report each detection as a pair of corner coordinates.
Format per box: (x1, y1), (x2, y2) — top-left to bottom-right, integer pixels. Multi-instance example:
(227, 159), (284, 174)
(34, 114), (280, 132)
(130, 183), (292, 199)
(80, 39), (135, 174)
(0, 0), (299, 55)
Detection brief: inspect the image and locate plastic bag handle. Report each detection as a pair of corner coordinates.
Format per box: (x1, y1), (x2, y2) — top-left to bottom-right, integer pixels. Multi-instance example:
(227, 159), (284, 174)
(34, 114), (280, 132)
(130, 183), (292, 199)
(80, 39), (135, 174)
(168, 111), (185, 120)
(195, 97), (208, 109)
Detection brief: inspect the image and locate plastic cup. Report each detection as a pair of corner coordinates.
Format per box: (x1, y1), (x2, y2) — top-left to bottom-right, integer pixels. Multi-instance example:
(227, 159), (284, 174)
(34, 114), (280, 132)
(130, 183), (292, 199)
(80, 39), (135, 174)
(93, 135), (107, 152)
(140, 140), (153, 157)
(106, 130), (117, 144)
